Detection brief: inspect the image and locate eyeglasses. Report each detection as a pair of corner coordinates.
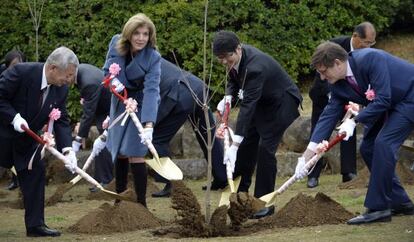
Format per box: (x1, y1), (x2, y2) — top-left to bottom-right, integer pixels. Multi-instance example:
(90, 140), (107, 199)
(216, 52), (235, 61)
(361, 40), (376, 47)
(316, 66), (329, 75)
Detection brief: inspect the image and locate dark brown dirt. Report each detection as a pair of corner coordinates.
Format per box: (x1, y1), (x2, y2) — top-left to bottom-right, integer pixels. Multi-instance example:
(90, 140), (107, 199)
(154, 191), (354, 238)
(86, 176), (160, 202)
(259, 192), (354, 228)
(339, 163), (414, 189)
(170, 180), (209, 237)
(227, 192), (265, 230)
(46, 183), (73, 206)
(209, 205), (228, 236)
(68, 201), (163, 234)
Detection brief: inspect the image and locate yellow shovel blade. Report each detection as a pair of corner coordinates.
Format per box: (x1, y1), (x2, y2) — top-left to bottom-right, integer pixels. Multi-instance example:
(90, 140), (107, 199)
(218, 176), (242, 207)
(100, 188), (131, 201)
(259, 191), (278, 207)
(10, 166), (17, 176)
(146, 157), (183, 180)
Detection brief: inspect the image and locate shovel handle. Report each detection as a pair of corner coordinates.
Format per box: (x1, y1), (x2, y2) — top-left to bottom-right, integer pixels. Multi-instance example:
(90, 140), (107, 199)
(276, 133), (346, 195)
(22, 125), (103, 189)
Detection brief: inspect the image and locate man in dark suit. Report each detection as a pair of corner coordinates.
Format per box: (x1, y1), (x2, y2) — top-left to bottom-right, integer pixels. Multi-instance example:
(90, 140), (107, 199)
(0, 50), (27, 190)
(0, 47), (79, 237)
(151, 58), (227, 197)
(307, 22), (376, 188)
(72, 63), (113, 190)
(213, 31), (302, 218)
(297, 41), (414, 224)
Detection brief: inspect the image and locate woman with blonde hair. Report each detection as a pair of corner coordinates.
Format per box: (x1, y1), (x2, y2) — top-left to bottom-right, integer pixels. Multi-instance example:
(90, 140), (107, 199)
(103, 13), (161, 207)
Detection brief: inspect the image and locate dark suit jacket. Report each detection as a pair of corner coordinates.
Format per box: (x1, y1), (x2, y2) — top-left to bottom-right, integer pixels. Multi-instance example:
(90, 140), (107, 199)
(226, 44), (302, 136)
(311, 48), (414, 143)
(76, 63), (110, 137)
(0, 63), (72, 170)
(156, 58), (205, 122)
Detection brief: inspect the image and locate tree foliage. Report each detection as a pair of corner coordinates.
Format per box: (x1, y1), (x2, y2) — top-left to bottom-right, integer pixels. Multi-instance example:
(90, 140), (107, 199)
(0, 0), (411, 122)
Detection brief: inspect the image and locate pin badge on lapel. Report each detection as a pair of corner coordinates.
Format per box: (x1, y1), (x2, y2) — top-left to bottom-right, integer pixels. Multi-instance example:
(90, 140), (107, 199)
(238, 89), (244, 100)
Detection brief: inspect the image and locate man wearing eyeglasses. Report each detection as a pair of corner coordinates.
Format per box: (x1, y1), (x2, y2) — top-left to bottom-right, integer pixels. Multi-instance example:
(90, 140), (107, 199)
(213, 30), (302, 219)
(307, 22), (376, 188)
(297, 41), (414, 224)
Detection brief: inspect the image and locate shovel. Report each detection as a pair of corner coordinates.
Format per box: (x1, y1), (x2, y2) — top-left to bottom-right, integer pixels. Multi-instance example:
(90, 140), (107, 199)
(22, 125), (128, 201)
(104, 80), (183, 181)
(218, 101), (238, 206)
(259, 133), (346, 207)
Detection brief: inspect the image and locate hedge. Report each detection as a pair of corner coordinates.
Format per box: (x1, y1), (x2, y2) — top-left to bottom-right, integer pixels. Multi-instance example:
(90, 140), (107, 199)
(0, 0), (411, 122)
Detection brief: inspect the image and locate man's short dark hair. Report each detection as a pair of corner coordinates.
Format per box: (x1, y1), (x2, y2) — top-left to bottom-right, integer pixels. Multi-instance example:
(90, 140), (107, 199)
(311, 41), (348, 69)
(4, 50), (26, 68)
(212, 30), (240, 56)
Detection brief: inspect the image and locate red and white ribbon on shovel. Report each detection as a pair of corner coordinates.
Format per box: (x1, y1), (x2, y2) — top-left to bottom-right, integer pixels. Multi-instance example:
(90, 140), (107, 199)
(102, 63), (182, 180)
(22, 125), (120, 197)
(28, 108), (61, 170)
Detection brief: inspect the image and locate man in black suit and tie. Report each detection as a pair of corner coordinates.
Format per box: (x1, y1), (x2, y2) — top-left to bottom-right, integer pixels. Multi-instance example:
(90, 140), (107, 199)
(72, 63), (113, 190)
(0, 47), (79, 237)
(307, 22), (376, 188)
(213, 31), (302, 218)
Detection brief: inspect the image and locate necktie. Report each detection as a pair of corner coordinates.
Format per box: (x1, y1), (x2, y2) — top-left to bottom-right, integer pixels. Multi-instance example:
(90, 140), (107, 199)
(346, 76), (361, 95)
(229, 68), (237, 80)
(38, 88), (46, 110)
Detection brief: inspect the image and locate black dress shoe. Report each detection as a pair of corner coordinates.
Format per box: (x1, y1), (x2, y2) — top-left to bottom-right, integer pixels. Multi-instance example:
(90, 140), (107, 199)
(152, 183), (171, 198)
(26, 225), (61, 237)
(392, 201), (414, 215)
(342, 173), (357, 183)
(347, 209), (391, 225)
(6, 181), (19, 190)
(202, 181), (227, 191)
(307, 177), (319, 188)
(250, 205), (275, 219)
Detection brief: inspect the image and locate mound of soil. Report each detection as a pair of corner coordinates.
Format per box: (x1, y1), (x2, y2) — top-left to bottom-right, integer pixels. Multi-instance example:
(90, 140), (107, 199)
(339, 163), (414, 189)
(155, 181), (267, 238)
(86, 177), (160, 202)
(170, 180), (209, 237)
(227, 192), (265, 230)
(69, 201), (163, 234)
(260, 192), (353, 228)
(1, 191), (24, 209)
(46, 174), (160, 206)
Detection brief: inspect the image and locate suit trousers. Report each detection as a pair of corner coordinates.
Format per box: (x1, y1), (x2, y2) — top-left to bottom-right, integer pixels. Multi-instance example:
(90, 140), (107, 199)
(152, 84), (226, 184)
(94, 115), (113, 184)
(235, 93), (300, 198)
(17, 154), (45, 228)
(359, 111), (412, 210)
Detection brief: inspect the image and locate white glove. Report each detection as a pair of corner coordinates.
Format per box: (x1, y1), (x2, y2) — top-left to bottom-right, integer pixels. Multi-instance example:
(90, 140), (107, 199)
(111, 78), (125, 93)
(64, 149), (78, 174)
(72, 140), (81, 152)
(224, 144), (238, 173)
(294, 157), (308, 180)
(92, 135), (107, 156)
(140, 127), (153, 145)
(338, 118), (356, 141)
(12, 113), (28, 133)
(72, 136), (82, 153)
(216, 95), (233, 116)
(102, 116), (110, 129)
